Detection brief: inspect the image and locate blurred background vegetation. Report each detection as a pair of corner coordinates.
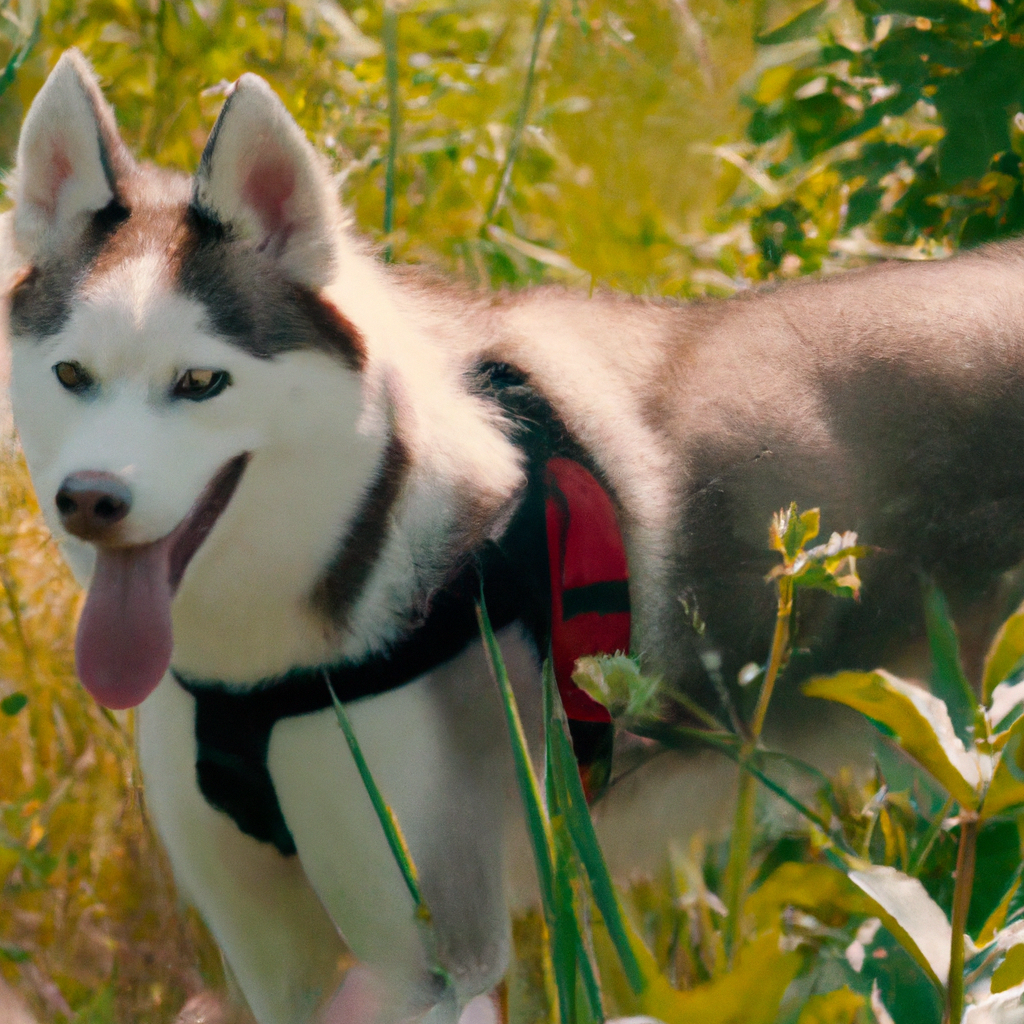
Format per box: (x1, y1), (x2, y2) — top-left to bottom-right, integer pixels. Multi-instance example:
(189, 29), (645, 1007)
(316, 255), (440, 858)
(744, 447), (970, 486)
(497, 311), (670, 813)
(3, 0), (1024, 1021)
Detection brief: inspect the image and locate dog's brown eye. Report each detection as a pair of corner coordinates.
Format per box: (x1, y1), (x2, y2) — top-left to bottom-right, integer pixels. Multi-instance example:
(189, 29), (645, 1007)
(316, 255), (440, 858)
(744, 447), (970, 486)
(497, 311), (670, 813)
(172, 368), (230, 401)
(53, 361), (95, 394)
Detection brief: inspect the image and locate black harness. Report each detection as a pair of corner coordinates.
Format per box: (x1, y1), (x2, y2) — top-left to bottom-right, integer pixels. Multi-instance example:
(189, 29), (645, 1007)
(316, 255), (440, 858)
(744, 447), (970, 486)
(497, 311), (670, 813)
(175, 363), (576, 856)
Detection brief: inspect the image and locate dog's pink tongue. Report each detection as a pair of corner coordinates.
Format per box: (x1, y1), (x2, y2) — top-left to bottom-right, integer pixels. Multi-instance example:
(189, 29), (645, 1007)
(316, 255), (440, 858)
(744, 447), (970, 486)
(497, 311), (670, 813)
(75, 540), (175, 710)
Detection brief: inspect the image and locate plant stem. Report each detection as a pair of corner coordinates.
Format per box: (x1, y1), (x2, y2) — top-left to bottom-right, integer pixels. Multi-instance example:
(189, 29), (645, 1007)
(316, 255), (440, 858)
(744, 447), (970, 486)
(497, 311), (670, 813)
(382, 1), (400, 258)
(723, 575), (793, 960)
(751, 576), (793, 739)
(946, 812), (978, 1024)
(484, 0), (553, 224)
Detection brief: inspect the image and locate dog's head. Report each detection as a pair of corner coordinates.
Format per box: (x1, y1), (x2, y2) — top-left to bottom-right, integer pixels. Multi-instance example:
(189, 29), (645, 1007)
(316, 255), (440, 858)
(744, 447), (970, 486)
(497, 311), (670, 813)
(6, 51), (386, 708)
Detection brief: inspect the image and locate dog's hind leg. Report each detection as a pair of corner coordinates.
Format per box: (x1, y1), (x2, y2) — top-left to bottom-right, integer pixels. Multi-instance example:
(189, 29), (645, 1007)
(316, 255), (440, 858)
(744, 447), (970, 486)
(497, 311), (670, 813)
(138, 677), (347, 1024)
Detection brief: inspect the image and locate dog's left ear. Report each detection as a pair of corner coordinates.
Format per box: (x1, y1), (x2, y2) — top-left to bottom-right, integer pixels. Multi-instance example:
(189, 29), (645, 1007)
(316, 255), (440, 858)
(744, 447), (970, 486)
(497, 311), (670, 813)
(11, 49), (135, 261)
(192, 75), (344, 289)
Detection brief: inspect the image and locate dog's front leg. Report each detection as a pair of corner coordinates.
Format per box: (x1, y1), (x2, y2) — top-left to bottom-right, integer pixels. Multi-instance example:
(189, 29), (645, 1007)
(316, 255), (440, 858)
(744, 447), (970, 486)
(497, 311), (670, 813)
(270, 626), (541, 1024)
(138, 677), (347, 1024)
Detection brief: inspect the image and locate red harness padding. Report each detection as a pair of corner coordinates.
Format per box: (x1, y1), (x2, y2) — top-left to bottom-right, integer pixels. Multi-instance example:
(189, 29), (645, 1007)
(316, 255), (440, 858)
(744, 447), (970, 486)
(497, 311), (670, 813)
(544, 456), (631, 738)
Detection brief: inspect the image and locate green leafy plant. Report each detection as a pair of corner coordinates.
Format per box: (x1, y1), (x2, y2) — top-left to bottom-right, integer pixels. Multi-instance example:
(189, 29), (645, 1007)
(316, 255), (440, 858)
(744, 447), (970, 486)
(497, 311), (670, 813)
(723, 506), (867, 958)
(701, 0), (1024, 284)
(806, 594), (1024, 1023)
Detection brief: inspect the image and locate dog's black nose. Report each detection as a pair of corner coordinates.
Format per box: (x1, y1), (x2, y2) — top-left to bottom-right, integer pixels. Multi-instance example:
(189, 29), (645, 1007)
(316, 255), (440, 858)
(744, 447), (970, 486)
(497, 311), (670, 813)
(56, 472), (132, 541)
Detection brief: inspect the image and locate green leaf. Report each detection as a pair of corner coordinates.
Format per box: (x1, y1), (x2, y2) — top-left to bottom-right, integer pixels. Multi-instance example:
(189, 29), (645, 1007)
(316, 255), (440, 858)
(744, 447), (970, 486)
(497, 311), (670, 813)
(0, 693), (27, 716)
(923, 584), (978, 747)
(987, 681), (1024, 741)
(786, 532), (869, 598)
(969, 822), (1023, 939)
(0, 944), (29, 963)
(756, 0), (833, 46)
(933, 42), (1024, 186)
(847, 864), (951, 989)
(992, 944), (1024, 994)
(981, 717), (1024, 821)
(594, 916), (801, 1024)
(983, 601), (1024, 704)
(805, 670), (986, 808)
(975, 871), (1021, 947)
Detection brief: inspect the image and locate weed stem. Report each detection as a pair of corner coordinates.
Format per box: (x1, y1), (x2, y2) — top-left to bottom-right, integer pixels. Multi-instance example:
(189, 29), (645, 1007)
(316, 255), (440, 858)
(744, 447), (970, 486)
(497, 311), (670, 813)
(723, 575), (793, 959)
(485, 0), (553, 224)
(946, 811), (978, 1024)
(382, 2), (400, 257)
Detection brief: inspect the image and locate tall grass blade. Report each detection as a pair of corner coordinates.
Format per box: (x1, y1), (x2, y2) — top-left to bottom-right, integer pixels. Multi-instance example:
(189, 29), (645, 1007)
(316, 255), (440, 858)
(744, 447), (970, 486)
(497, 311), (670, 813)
(484, 0), (554, 223)
(382, 1), (400, 257)
(326, 673), (454, 991)
(324, 671), (424, 910)
(550, 836), (579, 1024)
(476, 599), (575, 1022)
(544, 660), (604, 1022)
(574, 925), (603, 1023)
(476, 599), (555, 901)
(544, 661), (646, 996)
(0, 15), (39, 102)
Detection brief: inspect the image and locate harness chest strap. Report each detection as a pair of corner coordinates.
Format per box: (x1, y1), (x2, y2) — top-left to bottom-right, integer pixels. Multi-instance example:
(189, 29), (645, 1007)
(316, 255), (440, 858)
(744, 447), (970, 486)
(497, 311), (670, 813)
(176, 456), (631, 854)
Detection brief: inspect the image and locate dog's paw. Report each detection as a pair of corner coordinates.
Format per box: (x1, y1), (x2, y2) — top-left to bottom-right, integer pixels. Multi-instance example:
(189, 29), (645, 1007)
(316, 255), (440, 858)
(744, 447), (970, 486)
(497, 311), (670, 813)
(173, 992), (235, 1024)
(319, 966), (382, 1024)
(455, 993), (500, 1024)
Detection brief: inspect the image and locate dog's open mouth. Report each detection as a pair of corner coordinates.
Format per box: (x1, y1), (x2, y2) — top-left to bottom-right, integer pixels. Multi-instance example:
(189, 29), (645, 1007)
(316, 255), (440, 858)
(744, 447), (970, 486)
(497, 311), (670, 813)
(75, 453), (251, 710)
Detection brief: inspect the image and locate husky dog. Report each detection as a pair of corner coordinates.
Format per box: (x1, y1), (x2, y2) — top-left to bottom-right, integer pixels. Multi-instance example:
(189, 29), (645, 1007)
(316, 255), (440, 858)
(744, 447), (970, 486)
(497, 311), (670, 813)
(9, 48), (1024, 1024)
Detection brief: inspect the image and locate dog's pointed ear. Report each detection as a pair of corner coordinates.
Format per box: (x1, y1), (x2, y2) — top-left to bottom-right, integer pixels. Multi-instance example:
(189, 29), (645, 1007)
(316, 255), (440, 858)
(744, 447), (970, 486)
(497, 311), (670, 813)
(11, 49), (134, 260)
(192, 75), (343, 289)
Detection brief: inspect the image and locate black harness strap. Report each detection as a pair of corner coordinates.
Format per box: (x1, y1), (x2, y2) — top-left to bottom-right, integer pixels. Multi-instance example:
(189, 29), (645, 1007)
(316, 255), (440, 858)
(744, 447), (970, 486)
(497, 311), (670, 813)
(176, 362), (558, 856)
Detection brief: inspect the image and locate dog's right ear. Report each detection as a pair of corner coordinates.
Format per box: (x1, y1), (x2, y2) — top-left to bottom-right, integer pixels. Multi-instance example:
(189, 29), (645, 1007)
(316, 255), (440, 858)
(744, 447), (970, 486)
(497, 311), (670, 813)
(10, 50), (134, 262)
(191, 74), (345, 289)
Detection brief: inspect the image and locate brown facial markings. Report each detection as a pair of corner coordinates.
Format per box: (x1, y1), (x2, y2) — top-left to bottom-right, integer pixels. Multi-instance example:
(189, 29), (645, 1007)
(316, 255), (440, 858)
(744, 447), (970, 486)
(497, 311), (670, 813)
(310, 432), (410, 626)
(173, 204), (366, 369)
(12, 162), (366, 374)
(289, 285), (365, 371)
(84, 170), (191, 283)
(8, 196), (132, 339)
